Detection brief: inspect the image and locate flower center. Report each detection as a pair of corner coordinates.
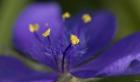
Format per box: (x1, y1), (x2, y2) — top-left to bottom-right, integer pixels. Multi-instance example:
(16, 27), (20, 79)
(28, 23), (80, 73)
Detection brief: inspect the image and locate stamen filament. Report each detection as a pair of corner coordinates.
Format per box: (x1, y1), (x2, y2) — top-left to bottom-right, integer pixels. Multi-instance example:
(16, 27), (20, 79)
(61, 44), (72, 72)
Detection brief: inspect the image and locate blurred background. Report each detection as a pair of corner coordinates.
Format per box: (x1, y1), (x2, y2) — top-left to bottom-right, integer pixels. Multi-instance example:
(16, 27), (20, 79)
(0, 0), (140, 82)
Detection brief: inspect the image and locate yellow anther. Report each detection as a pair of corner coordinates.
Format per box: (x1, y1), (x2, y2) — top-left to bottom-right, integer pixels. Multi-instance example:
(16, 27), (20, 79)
(42, 28), (51, 37)
(70, 34), (80, 45)
(29, 24), (39, 32)
(62, 12), (71, 20)
(82, 14), (92, 23)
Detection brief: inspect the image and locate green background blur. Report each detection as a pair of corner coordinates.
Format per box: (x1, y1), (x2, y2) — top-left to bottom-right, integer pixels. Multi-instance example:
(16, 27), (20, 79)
(0, 0), (140, 82)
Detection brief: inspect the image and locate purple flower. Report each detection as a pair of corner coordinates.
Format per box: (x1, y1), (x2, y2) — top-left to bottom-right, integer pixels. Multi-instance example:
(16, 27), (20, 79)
(0, 56), (57, 82)
(1, 2), (140, 81)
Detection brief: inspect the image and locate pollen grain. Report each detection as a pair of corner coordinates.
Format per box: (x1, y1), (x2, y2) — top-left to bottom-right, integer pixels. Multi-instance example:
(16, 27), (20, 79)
(82, 14), (92, 23)
(29, 24), (39, 32)
(42, 28), (51, 37)
(62, 12), (71, 20)
(70, 34), (80, 45)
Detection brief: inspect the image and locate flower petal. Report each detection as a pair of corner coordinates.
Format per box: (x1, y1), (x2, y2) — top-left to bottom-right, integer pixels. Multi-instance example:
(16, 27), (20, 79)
(21, 73), (58, 82)
(13, 3), (64, 70)
(0, 56), (57, 81)
(65, 11), (116, 68)
(70, 32), (140, 78)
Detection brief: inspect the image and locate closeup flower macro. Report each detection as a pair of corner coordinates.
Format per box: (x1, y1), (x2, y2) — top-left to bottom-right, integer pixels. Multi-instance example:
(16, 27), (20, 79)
(1, 2), (140, 82)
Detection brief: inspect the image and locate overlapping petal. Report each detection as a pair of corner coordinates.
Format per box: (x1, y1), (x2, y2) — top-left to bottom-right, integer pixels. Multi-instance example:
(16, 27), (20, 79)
(65, 11), (116, 68)
(71, 32), (140, 78)
(21, 73), (58, 82)
(0, 56), (57, 82)
(13, 3), (64, 70)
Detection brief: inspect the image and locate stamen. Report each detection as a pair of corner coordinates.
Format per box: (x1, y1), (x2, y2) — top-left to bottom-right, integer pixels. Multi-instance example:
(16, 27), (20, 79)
(42, 28), (51, 37)
(82, 14), (92, 23)
(62, 12), (71, 20)
(29, 24), (39, 32)
(70, 34), (80, 45)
